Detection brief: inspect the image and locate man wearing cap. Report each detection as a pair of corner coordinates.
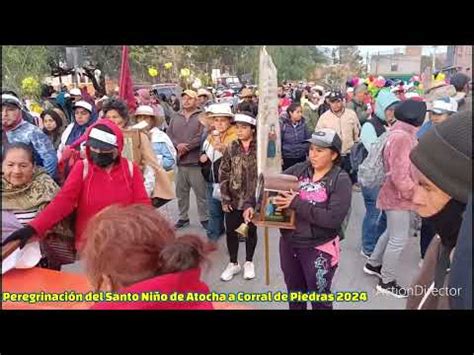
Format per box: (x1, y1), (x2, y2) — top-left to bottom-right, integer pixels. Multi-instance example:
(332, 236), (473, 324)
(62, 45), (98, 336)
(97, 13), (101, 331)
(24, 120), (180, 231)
(407, 110), (472, 309)
(167, 90), (209, 230)
(197, 88), (213, 110)
(346, 84), (370, 126)
(2, 94), (58, 178)
(417, 96), (458, 139)
(316, 90), (360, 184)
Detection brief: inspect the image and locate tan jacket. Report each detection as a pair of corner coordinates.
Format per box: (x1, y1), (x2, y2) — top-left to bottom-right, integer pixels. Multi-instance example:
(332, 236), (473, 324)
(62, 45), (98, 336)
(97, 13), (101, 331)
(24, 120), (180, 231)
(316, 108), (360, 155)
(122, 128), (175, 200)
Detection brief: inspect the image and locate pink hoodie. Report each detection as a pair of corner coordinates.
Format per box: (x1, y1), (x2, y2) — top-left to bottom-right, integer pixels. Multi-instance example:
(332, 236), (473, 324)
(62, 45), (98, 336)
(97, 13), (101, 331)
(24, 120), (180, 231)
(376, 120), (419, 211)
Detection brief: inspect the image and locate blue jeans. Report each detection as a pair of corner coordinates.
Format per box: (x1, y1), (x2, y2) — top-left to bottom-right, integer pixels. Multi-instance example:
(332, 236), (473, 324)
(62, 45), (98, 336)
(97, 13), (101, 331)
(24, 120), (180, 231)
(206, 182), (225, 241)
(361, 186), (387, 255)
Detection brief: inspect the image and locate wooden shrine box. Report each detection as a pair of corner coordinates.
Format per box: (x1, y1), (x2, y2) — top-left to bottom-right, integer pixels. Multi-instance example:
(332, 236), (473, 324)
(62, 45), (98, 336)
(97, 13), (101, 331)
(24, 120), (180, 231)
(122, 129), (143, 166)
(253, 173), (299, 229)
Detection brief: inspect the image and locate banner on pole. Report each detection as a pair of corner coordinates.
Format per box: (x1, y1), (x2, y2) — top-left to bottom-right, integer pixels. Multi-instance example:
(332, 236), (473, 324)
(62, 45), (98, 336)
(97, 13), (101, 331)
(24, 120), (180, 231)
(256, 47), (281, 176)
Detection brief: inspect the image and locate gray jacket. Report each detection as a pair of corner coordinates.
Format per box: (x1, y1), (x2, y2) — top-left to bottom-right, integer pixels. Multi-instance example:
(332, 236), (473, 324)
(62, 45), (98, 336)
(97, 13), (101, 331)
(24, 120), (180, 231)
(167, 109), (203, 166)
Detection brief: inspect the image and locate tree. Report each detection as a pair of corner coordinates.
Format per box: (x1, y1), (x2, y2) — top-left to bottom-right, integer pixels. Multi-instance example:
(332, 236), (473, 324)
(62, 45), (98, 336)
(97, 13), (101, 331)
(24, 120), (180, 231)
(266, 46), (328, 82)
(338, 46), (365, 75)
(2, 46), (54, 97)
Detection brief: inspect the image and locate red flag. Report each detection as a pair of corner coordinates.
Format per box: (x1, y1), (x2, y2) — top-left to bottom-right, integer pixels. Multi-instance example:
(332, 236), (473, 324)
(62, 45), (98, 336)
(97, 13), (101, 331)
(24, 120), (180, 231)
(119, 45), (137, 113)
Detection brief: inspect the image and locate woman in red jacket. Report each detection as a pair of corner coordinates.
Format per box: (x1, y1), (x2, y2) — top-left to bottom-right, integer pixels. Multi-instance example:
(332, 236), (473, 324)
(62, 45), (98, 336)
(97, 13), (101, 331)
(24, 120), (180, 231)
(2, 119), (151, 252)
(83, 204), (214, 310)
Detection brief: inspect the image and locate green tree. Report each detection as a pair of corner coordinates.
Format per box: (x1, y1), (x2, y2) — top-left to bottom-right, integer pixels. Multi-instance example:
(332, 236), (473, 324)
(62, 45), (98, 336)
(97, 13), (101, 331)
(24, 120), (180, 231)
(266, 46), (328, 82)
(2, 46), (54, 97)
(338, 46), (365, 74)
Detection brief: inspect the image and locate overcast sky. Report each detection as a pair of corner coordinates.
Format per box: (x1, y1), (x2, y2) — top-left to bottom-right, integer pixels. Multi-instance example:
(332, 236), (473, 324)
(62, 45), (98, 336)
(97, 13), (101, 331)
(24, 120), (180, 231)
(320, 46), (448, 63)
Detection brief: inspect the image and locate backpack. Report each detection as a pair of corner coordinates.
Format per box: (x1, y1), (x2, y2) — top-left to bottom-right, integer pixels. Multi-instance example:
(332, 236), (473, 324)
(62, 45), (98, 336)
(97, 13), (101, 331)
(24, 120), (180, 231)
(357, 131), (390, 189)
(349, 141), (368, 176)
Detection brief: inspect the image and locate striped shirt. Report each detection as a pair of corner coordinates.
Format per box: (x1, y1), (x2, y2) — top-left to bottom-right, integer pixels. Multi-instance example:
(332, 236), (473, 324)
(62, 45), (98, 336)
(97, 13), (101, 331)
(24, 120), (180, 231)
(12, 208), (39, 226)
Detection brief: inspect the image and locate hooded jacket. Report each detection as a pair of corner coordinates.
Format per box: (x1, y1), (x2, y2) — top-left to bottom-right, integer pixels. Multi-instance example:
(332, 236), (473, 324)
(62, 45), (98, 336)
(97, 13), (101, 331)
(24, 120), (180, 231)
(376, 120), (419, 211)
(29, 119), (151, 250)
(91, 268), (213, 310)
(360, 90), (398, 150)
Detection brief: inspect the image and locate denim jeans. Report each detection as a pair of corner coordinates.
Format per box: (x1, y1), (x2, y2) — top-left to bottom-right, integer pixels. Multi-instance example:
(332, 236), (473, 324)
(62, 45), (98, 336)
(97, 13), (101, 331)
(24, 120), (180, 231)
(206, 182), (225, 241)
(361, 186), (387, 255)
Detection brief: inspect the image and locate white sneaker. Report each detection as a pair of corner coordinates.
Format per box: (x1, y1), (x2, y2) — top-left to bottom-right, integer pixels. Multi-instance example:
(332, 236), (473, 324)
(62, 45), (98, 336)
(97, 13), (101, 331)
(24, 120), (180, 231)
(243, 261), (255, 280)
(220, 263), (241, 281)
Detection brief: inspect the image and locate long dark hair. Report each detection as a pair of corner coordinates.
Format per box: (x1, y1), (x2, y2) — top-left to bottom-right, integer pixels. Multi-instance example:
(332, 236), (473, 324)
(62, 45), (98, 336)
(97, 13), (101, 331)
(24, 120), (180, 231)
(41, 109), (64, 141)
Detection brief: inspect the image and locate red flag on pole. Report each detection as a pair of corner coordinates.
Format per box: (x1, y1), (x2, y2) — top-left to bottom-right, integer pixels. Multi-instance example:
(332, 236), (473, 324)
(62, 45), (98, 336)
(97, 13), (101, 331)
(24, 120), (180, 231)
(119, 45), (137, 113)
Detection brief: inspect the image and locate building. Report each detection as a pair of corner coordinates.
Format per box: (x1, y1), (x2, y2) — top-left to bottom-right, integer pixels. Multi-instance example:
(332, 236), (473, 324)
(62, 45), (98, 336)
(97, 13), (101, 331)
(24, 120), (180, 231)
(370, 46), (422, 80)
(446, 46), (472, 78)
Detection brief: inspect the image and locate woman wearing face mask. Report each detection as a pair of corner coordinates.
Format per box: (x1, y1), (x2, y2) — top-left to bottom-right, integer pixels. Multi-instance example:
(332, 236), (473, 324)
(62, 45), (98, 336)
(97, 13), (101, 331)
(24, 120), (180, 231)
(407, 111), (472, 309)
(2, 119), (151, 253)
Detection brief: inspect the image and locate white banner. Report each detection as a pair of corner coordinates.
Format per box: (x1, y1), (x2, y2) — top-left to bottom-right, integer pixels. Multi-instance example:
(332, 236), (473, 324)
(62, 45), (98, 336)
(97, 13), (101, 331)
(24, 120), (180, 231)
(256, 47), (281, 176)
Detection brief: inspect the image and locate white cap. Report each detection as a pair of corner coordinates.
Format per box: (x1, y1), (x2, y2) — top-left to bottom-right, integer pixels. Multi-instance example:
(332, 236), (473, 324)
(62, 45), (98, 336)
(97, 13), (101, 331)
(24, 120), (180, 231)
(234, 113), (256, 126)
(429, 97), (458, 114)
(205, 103), (234, 118)
(135, 105), (155, 117)
(70, 88), (82, 96)
(73, 100), (93, 113)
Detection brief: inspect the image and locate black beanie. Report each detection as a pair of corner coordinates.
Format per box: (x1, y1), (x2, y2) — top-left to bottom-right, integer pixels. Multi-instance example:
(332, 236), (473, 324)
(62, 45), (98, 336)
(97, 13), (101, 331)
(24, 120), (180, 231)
(410, 110), (472, 203)
(394, 99), (427, 127)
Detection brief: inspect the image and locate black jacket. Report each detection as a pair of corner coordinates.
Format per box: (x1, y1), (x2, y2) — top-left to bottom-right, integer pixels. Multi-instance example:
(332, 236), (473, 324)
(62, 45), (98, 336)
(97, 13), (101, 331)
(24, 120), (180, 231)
(281, 162), (352, 248)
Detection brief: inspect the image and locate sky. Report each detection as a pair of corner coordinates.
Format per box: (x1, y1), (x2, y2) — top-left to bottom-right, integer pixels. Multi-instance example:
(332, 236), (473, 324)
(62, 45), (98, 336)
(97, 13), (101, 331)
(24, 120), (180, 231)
(320, 46), (448, 63)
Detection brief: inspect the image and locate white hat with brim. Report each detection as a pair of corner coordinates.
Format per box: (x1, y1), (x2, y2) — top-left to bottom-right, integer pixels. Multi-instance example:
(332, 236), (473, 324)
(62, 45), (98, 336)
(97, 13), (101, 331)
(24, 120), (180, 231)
(234, 113), (256, 126)
(206, 103), (234, 118)
(70, 88), (82, 96)
(135, 105), (156, 117)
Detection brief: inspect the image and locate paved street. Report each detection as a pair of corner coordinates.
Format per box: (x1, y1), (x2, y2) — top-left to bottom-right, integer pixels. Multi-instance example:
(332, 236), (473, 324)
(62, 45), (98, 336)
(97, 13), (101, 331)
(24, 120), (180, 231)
(63, 184), (422, 310)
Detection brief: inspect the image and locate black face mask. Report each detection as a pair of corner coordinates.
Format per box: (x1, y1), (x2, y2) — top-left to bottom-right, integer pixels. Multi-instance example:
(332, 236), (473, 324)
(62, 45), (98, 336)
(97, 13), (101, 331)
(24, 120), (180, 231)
(425, 199), (466, 249)
(90, 151), (116, 168)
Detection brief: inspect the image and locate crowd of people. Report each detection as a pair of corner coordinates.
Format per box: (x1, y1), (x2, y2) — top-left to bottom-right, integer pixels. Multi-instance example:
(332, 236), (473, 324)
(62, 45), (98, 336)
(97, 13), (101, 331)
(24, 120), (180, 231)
(2, 70), (472, 310)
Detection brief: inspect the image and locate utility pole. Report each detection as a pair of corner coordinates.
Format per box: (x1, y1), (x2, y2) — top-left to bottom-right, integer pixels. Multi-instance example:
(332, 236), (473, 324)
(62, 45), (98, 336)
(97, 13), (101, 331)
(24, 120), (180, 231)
(432, 46), (437, 71)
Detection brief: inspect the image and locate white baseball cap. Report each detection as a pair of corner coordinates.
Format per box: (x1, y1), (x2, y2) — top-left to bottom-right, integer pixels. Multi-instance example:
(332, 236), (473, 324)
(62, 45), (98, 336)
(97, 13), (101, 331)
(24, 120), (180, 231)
(70, 88), (82, 96)
(73, 100), (93, 113)
(429, 97), (458, 114)
(234, 113), (256, 126)
(135, 105), (155, 117)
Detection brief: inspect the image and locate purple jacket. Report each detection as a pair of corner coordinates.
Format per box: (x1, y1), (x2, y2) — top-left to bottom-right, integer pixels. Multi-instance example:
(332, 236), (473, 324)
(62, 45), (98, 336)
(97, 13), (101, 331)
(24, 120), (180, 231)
(280, 116), (312, 159)
(377, 120), (419, 211)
